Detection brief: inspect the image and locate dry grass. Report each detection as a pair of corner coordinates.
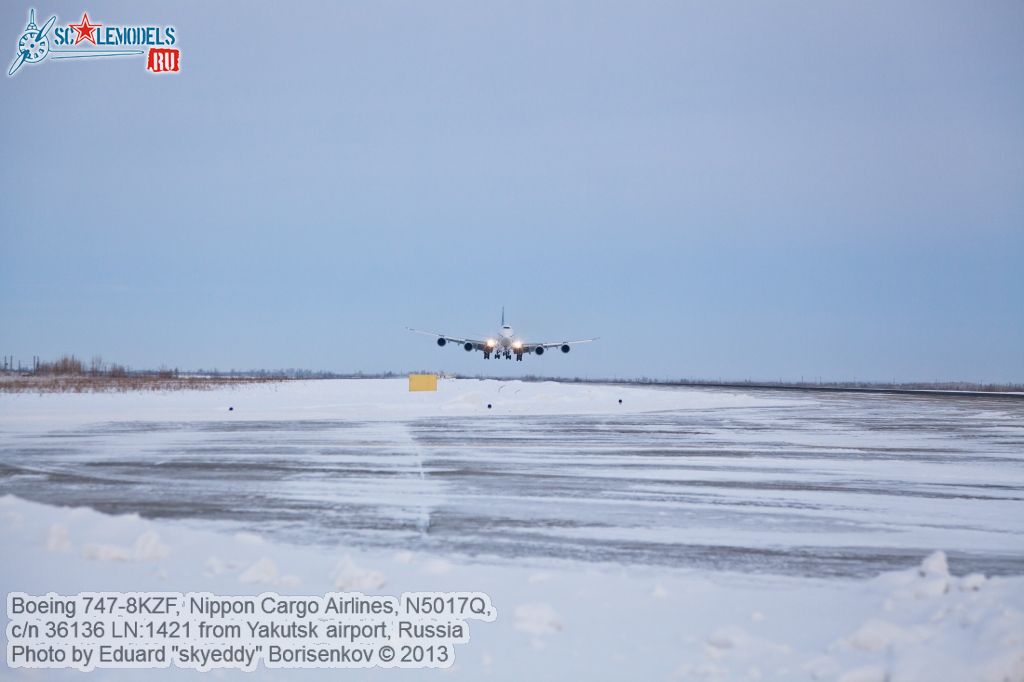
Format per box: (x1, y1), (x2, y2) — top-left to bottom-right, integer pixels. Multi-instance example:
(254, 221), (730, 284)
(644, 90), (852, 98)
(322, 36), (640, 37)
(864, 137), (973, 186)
(0, 374), (288, 394)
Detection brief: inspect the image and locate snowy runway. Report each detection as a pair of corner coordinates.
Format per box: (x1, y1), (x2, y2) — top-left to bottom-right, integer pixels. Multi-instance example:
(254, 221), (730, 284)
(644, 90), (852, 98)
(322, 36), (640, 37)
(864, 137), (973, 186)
(2, 379), (1023, 680)
(1, 380), (1022, 576)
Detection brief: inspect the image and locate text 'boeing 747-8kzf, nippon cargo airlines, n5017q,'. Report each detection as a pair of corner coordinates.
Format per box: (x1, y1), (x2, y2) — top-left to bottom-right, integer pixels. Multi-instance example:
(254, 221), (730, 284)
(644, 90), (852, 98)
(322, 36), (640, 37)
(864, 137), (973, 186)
(408, 309), (598, 361)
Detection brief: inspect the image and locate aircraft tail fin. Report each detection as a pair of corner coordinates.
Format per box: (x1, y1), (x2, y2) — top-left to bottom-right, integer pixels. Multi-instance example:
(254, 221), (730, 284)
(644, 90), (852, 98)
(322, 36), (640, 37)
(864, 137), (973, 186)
(501, 307), (505, 326)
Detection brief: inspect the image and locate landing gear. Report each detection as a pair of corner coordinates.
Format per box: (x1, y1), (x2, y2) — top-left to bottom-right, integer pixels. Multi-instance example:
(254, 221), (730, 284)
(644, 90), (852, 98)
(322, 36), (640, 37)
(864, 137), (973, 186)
(483, 351), (491, 360)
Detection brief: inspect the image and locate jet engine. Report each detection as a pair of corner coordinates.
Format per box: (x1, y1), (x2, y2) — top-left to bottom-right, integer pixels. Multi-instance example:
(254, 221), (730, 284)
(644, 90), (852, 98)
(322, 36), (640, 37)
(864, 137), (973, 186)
(463, 342), (474, 351)
(437, 338), (447, 347)
(561, 344), (571, 353)
(535, 346), (545, 355)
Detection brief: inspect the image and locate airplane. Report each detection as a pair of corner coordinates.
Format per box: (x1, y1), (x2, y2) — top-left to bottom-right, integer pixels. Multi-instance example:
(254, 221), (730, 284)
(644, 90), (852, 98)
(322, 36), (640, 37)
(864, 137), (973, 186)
(408, 309), (597, 361)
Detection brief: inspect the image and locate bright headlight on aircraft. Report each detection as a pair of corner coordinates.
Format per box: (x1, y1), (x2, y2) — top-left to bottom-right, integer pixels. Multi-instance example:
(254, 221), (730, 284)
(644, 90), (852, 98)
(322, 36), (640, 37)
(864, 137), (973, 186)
(512, 341), (523, 350)
(486, 339), (496, 347)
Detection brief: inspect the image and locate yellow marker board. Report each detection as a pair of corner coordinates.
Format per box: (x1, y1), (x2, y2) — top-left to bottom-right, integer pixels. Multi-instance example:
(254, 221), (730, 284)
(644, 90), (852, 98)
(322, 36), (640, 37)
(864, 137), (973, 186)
(408, 374), (438, 392)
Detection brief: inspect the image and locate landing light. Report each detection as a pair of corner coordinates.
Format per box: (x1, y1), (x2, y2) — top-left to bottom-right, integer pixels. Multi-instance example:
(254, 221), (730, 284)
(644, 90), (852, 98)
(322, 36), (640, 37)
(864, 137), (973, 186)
(485, 339), (496, 347)
(512, 341), (523, 350)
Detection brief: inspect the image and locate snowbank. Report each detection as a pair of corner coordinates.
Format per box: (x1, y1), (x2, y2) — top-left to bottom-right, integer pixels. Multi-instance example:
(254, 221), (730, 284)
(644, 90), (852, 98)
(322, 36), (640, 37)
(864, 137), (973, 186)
(2, 495), (1021, 681)
(0, 378), (792, 433)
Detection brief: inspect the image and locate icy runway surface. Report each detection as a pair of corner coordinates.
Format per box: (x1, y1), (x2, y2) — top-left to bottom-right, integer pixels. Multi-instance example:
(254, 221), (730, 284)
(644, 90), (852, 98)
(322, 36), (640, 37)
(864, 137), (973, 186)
(2, 379), (1022, 578)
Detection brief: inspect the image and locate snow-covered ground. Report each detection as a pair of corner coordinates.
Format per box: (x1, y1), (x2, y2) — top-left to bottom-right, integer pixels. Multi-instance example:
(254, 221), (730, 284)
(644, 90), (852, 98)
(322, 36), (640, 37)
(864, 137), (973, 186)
(2, 379), (1023, 680)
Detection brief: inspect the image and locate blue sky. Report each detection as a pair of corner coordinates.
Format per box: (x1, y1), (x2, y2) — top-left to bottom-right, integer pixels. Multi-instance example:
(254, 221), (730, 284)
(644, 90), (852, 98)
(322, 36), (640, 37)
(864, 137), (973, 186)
(2, 0), (1022, 381)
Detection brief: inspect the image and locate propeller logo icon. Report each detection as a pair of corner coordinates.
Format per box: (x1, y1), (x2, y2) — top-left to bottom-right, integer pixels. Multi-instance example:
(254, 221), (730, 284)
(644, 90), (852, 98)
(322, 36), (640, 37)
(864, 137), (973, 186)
(9, 8), (56, 76)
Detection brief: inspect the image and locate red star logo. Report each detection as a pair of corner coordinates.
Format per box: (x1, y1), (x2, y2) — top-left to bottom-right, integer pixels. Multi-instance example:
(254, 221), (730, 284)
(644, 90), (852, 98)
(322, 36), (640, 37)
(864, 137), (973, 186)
(69, 12), (101, 45)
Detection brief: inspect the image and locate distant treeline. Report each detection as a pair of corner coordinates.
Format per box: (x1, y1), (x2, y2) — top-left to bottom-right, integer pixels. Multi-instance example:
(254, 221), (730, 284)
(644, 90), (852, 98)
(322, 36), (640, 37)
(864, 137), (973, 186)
(0, 355), (287, 393)
(25, 355), (178, 379)
(6, 355), (400, 380)
(190, 369), (405, 380)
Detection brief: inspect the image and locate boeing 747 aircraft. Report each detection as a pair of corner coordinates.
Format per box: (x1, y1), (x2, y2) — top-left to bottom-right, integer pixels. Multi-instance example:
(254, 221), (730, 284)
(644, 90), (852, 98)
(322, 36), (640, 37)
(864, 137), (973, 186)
(408, 309), (597, 361)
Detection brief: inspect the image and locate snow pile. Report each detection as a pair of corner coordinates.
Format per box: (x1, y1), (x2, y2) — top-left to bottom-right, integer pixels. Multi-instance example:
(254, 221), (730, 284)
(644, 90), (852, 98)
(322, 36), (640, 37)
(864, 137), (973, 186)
(331, 556), (386, 591)
(843, 552), (1024, 681)
(680, 551), (1024, 681)
(238, 557), (302, 588)
(513, 602), (563, 637)
(46, 523), (71, 552)
(82, 529), (169, 562)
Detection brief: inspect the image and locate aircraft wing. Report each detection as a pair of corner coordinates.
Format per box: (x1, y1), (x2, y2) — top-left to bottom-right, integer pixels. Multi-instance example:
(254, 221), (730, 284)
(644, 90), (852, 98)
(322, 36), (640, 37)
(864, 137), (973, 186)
(406, 327), (488, 350)
(524, 338), (599, 352)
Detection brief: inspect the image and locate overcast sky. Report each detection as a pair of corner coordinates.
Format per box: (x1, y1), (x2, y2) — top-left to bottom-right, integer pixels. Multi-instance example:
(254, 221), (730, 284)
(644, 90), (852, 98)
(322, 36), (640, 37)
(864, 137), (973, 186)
(2, 0), (1022, 381)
